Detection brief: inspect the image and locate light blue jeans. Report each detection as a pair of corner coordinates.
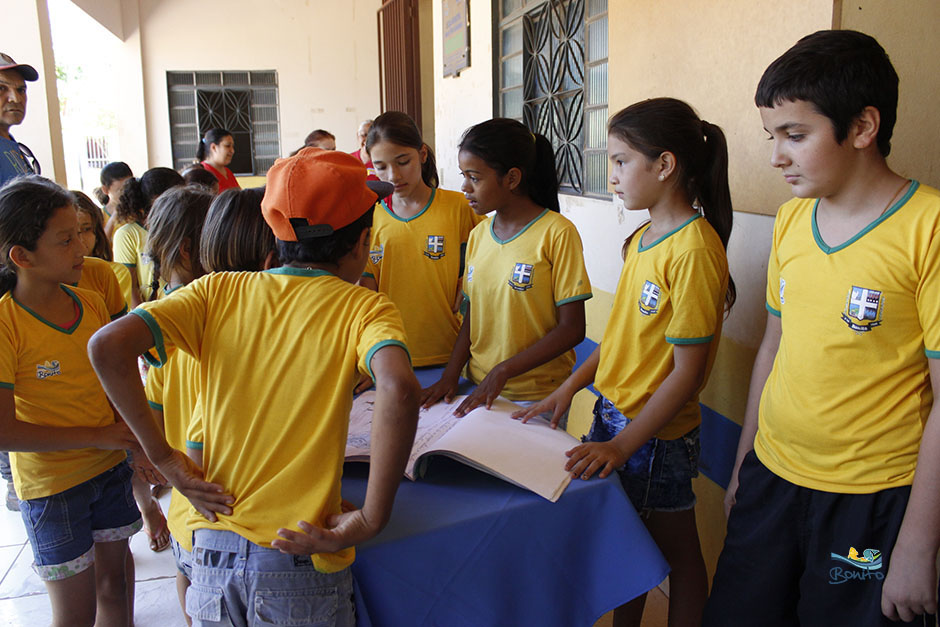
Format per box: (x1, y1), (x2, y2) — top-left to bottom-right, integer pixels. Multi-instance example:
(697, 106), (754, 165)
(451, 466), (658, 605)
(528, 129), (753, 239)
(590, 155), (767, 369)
(186, 529), (355, 627)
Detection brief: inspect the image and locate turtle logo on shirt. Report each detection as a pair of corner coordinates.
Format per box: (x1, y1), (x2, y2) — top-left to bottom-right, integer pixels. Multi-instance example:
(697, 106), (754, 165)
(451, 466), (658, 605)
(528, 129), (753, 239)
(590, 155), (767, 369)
(36, 360), (61, 380)
(508, 263), (534, 292)
(828, 547), (884, 584)
(841, 285), (883, 333)
(369, 244), (384, 265)
(424, 235), (445, 260)
(638, 280), (661, 316)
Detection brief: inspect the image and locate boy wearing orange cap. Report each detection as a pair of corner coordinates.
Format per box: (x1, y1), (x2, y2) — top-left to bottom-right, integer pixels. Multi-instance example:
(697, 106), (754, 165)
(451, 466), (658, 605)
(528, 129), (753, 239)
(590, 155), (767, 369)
(89, 148), (418, 626)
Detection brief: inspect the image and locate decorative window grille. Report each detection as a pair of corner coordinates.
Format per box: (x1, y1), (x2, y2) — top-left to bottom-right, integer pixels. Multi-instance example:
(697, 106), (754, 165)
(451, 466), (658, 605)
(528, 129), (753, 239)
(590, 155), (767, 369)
(85, 136), (109, 169)
(497, 0), (608, 197)
(166, 71), (281, 176)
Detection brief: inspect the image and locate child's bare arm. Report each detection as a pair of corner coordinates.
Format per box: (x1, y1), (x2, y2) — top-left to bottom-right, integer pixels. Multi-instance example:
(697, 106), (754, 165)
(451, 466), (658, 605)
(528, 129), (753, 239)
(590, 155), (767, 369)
(512, 342), (601, 428)
(272, 344), (419, 554)
(881, 358), (940, 622)
(88, 314), (233, 520)
(725, 313), (781, 516)
(420, 302), (472, 408)
(565, 341), (710, 480)
(454, 299), (586, 417)
(0, 388), (138, 452)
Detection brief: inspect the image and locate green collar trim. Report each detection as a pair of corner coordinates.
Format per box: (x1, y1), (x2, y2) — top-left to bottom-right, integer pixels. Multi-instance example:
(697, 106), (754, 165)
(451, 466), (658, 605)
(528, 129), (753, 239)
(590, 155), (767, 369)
(489, 208), (550, 244)
(382, 188), (436, 222)
(264, 267), (335, 278)
(637, 214), (701, 252)
(12, 285), (84, 334)
(812, 180), (918, 255)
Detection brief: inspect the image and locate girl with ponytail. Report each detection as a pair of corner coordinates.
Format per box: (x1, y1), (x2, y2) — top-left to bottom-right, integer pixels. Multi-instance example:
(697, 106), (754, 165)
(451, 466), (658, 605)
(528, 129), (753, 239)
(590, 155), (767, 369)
(421, 118), (591, 427)
(112, 167), (183, 306)
(360, 111), (482, 368)
(515, 98), (735, 627)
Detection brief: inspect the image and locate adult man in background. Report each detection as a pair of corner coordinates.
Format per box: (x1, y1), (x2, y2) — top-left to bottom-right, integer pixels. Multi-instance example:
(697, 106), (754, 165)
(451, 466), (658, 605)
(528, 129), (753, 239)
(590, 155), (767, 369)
(0, 53), (40, 188)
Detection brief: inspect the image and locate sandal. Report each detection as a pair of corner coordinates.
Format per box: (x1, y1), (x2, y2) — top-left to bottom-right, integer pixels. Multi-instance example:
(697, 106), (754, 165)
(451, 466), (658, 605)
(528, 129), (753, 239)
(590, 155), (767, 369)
(141, 497), (171, 552)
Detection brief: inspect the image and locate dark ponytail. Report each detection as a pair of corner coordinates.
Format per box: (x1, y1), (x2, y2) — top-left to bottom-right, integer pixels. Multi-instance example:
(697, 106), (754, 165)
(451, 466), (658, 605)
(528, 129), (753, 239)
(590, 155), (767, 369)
(608, 98), (735, 309)
(0, 176), (75, 296)
(115, 167), (185, 226)
(458, 118), (560, 212)
(196, 128), (233, 163)
(97, 161), (133, 205)
(365, 112), (439, 188)
(145, 185), (213, 300)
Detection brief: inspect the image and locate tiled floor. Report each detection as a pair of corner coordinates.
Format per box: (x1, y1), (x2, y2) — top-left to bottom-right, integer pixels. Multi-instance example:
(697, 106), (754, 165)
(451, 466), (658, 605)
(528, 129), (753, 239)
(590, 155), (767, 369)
(0, 483), (184, 627)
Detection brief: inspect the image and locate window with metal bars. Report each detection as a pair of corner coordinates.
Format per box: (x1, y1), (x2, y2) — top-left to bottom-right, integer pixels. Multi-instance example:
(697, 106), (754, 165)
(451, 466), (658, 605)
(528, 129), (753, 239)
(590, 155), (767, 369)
(496, 0), (608, 197)
(166, 70), (281, 176)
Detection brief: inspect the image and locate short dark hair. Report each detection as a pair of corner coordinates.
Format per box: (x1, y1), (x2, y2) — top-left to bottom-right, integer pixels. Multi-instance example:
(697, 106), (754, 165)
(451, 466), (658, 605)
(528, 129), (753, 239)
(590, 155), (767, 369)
(276, 207), (373, 266)
(304, 129), (336, 146)
(755, 30), (899, 157)
(201, 188), (275, 272)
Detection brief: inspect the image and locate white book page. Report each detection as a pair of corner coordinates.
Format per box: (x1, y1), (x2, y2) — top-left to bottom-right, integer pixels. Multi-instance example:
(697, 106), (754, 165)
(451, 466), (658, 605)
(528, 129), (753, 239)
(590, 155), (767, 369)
(426, 398), (577, 502)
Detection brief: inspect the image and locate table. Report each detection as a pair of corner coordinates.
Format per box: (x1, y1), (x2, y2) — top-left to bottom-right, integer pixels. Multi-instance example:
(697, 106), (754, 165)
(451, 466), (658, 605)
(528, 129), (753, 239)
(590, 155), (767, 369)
(342, 367), (670, 626)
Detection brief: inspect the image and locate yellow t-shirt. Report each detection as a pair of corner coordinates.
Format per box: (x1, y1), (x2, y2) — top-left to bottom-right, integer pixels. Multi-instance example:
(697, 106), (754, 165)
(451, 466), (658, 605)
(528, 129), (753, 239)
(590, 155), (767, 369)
(363, 189), (483, 366)
(755, 181), (940, 493)
(145, 287), (202, 551)
(77, 256), (128, 320)
(0, 286), (125, 500)
(108, 261), (133, 309)
(463, 209), (592, 400)
(112, 221), (153, 302)
(133, 268), (409, 572)
(595, 215), (729, 440)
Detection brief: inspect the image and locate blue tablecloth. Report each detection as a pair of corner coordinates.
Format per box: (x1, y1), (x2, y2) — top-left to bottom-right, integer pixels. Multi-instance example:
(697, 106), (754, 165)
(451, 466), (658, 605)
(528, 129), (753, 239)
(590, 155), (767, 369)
(343, 367), (669, 626)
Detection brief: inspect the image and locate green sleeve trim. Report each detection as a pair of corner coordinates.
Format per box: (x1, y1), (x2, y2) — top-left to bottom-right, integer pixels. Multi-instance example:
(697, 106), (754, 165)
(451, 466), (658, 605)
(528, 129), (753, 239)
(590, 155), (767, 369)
(556, 292), (592, 307)
(926, 349), (940, 359)
(364, 339), (411, 381)
(129, 309), (167, 366)
(110, 304), (129, 321)
(666, 334), (714, 345)
(765, 302), (781, 317)
(0, 382), (13, 390)
(185, 440), (203, 450)
(362, 272), (375, 279)
(120, 262), (137, 269)
(147, 400), (163, 411)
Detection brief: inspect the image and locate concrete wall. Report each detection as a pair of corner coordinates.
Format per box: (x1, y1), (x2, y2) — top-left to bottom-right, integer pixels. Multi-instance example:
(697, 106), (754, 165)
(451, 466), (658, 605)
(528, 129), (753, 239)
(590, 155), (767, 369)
(136, 0), (383, 168)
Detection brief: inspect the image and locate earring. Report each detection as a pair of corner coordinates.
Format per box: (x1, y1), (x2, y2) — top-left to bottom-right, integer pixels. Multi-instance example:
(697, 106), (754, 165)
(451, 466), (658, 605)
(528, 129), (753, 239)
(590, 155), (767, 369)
(658, 174), (665, 181)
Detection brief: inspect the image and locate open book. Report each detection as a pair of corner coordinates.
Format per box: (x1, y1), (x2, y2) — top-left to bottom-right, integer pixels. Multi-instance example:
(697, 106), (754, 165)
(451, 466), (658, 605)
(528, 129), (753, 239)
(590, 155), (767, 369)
(346, 392), (577, 502)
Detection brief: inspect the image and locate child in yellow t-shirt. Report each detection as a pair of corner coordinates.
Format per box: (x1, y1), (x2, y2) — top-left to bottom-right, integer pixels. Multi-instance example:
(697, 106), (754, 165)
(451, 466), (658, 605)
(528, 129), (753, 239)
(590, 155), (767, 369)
(111, 167), (184, 306)
(96, 161), (133, 241)
(73, 191), (132, 313)
(515, 99), (735, 626)
(360, 111), (483, 367)
(0, 176), (144, 626)
(421, 118), (591, 426)
(707, 31), (940, 626)
(89, 149), (419, 626)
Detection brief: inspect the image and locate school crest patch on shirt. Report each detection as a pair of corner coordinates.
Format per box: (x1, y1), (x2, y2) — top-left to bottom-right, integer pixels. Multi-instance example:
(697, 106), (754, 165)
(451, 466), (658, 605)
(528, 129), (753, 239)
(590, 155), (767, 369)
(638, 280), (661, 316)
(508, 262), (534, 292)
(423, 235), (445, 260)
(369, 244), (384, 265)
(841, 285), (884, 333)
(36, 360), (61, 380)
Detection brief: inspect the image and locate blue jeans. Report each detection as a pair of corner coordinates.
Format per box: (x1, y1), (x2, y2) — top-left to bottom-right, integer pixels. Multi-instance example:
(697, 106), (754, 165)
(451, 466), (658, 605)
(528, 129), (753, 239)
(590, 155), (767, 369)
(586, 396), (700, 515)
(187, 529), (355, 627)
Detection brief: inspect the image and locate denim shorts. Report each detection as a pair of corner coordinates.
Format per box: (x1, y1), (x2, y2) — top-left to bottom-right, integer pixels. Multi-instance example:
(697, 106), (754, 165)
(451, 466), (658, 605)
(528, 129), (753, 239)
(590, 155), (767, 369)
(187, 529), (355, 627)
(585, 395), (700, 515)
(171, 534), (194, 580)
(19, 460), (142, 581)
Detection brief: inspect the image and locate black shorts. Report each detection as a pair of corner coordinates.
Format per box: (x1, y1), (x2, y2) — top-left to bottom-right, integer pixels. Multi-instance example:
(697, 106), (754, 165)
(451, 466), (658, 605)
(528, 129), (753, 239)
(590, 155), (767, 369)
(704, 451), (936, 627)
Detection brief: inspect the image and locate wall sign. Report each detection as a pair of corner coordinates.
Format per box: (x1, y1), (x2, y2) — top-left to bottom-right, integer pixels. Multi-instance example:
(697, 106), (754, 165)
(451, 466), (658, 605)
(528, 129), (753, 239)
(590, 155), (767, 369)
(443, 0), (470, 77)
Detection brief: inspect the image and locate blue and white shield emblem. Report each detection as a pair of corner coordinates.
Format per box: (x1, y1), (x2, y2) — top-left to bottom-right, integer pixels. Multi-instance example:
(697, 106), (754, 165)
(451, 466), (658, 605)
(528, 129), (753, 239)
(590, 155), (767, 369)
(638, 280), (661, 316)
(369, 243), (384, 265)
(424, 235), (445, 260)
(841, 285), (884, 333)
(508, 262), (534, 291)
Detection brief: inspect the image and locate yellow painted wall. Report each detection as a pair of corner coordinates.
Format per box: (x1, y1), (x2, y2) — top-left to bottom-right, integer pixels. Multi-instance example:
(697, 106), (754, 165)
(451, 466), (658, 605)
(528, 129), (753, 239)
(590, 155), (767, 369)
(839, 0), (940, 186)
(136, 0), (383, 169)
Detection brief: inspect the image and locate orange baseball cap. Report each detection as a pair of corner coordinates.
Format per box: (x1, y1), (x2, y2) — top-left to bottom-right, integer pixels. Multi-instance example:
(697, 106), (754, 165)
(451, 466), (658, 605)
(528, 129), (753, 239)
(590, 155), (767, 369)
(261, 147), (393, 241)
